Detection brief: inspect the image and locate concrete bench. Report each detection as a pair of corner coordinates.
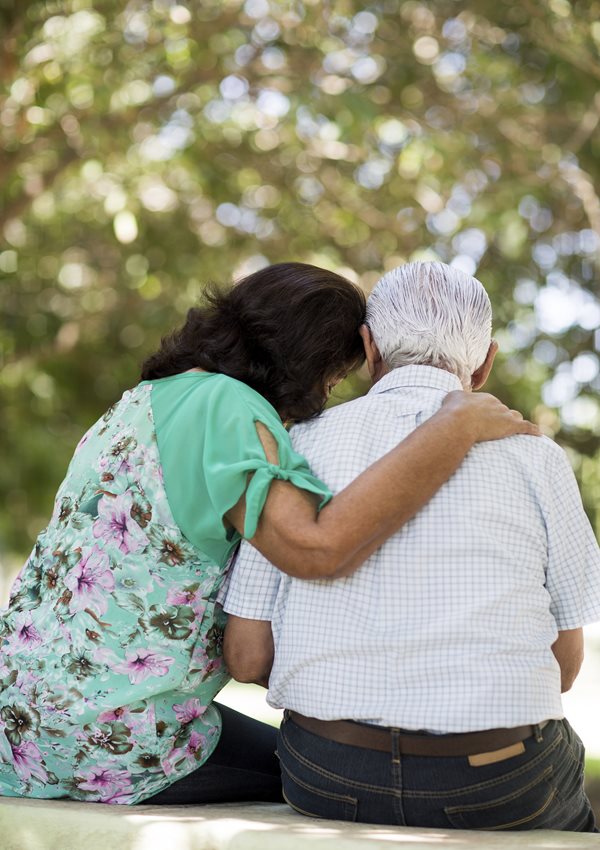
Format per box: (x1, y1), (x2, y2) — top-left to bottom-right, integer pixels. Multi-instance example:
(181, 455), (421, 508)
(1, 798), (598, 850)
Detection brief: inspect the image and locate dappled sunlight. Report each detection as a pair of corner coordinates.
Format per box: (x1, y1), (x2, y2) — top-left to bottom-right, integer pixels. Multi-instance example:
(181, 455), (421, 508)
(132, 820), (194, 850)
(1, 791), (598, 848)
(120, 800), (600, 846)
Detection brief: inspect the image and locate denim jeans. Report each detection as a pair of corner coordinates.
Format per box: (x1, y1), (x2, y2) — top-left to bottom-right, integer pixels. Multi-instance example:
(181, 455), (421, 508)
(278, 714), (598, 831)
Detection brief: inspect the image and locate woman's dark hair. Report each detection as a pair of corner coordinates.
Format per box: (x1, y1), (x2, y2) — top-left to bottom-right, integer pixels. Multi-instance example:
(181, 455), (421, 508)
(141, 262), (366, 421)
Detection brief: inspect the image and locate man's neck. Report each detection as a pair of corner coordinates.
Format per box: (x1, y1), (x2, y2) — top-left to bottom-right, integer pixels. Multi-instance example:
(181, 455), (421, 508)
(372, 362), (468, 390)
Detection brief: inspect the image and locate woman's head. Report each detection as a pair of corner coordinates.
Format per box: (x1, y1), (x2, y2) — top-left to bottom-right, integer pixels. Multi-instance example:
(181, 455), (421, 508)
(141, 262), (366, 421)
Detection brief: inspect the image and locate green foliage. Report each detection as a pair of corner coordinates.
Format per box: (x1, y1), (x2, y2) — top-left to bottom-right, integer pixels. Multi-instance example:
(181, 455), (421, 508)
(587, 757), (600, 778)
(1, 0), (600, 558)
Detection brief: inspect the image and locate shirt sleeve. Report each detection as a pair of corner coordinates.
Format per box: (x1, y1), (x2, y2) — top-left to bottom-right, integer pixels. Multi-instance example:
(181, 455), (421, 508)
(543, 445), (600, 630)
(222, 540), (281, 621)
(201, 380), (332, 540)
(153, 374), (333, 567)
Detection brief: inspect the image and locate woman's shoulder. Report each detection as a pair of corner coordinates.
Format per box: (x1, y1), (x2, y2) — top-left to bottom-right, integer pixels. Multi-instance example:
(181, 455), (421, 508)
(146, 372), (286, 446)
(152, 371), (282, 422)
(215, 373), (278, 412)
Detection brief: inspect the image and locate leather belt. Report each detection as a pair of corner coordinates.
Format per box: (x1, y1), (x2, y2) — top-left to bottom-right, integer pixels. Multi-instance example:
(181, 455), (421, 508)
(287, 711), (549, 758)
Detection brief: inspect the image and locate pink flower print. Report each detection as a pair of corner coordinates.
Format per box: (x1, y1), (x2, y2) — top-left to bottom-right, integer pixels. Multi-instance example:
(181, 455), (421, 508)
(166, 587), (192, 606)
(205, 657), (223, 677)
(113, 648), (174, 685)
(77, 767), (133, 802)
(93, 493), (149, 555)
(103, 786), (134, 805)
(15, 612), (42, 648)
(190, 645), (208, 668)
(11, 741), (48, 784)
(97, 705), (133, 725)
(14, 670), (41, 697)
(5, 611), (42, 654)
(75, 430), (91, 454)
(166, 585), (206, 617)
(161, 754), (176, 776)
(161, 730), (206, 776)
(185, 730), (206, 763)
(65, 547), (115, 616)
(173, 699), (207, 725)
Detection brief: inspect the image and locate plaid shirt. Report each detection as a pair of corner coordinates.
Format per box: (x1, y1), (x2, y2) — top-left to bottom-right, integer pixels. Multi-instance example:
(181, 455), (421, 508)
(223, 366), (600, 732)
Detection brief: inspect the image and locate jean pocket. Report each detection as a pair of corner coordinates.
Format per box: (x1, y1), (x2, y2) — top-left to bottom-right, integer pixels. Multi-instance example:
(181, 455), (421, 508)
(281, 761), (358, 822)
(445, 766), (557, 831)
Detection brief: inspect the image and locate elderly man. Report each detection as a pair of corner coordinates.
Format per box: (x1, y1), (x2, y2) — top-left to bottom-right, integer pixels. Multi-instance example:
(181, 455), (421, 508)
(222, 262), (600, 831)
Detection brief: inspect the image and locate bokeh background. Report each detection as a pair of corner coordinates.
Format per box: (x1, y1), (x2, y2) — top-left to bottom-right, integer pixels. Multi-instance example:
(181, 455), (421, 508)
(1, 0), (599, 808)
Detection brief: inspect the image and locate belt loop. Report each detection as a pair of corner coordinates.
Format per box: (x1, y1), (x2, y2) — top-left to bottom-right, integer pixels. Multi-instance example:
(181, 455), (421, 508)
(391, 728), (401, 762)
(533, 723), (544, 743)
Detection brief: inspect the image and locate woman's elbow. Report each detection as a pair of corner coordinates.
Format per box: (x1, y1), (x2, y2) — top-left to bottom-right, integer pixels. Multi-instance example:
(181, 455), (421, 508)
(272, 537), (348, 580)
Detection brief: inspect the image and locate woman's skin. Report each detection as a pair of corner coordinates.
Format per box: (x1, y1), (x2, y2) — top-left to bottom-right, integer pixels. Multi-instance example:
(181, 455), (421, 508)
(227, 388), (540, 581)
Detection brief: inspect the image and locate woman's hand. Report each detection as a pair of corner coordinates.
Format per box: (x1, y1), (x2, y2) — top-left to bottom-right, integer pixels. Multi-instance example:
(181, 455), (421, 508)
(442, 390), (541, 443)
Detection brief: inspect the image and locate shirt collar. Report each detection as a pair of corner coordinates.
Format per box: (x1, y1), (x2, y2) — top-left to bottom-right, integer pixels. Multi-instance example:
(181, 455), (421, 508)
(368, 365), (464, 396)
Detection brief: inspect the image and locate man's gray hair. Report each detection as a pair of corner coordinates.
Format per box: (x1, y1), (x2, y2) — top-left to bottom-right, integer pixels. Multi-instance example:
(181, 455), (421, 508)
(366, 261), (492, 388)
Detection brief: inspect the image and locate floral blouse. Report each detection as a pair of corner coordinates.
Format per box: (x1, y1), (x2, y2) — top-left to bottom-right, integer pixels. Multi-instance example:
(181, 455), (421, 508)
(0, 373), (331, 804)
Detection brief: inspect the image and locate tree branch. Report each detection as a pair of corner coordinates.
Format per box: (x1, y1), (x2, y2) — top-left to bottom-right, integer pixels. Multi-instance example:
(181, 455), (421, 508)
(521, 0), (600, 83)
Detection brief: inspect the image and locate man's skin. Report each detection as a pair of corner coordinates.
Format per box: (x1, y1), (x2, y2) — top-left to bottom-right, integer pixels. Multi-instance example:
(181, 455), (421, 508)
(224, 330), (584, 693)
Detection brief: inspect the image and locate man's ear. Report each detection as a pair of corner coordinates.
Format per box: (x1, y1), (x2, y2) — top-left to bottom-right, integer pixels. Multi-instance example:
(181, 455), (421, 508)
(359, 324), (384, 381)
(471, 339), (498, 391)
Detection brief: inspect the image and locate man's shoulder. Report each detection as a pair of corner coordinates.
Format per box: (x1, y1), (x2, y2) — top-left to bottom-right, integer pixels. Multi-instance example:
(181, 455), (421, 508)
(290, 394), (373, 449)
(474, 431), (568, 474)
(483, 432), (562, 454)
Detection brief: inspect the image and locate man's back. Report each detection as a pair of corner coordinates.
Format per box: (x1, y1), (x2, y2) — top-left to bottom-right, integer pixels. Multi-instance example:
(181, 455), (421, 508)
(226, 365), (600, 732)
(224, 261), (600, 831)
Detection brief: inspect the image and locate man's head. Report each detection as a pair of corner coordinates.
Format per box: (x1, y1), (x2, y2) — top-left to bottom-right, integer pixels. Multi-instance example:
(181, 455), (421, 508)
(362, 261), (496, 390)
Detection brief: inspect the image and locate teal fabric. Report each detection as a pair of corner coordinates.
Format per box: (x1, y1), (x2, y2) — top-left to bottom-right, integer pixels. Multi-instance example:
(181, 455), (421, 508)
(0, 374), (331, 805)
(148, 372), (332, 562)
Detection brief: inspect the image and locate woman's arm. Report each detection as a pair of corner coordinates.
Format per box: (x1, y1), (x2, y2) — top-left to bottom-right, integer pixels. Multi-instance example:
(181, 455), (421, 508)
(227, 391), (539, 580)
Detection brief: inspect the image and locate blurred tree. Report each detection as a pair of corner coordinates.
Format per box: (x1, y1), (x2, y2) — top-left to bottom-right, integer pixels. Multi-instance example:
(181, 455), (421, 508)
(1, 0), (599, 558)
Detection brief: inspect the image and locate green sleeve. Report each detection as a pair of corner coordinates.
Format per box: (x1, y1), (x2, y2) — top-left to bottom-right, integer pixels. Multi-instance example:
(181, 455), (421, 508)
(150, 374), (332, 565)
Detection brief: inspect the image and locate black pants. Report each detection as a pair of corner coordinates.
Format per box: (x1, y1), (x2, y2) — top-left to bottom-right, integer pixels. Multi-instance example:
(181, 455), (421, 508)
(145, 703), (283, 805)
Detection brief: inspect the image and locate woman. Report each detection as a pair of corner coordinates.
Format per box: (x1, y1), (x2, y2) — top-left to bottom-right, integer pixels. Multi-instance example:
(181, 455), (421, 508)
(0, 263), (537, 806)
